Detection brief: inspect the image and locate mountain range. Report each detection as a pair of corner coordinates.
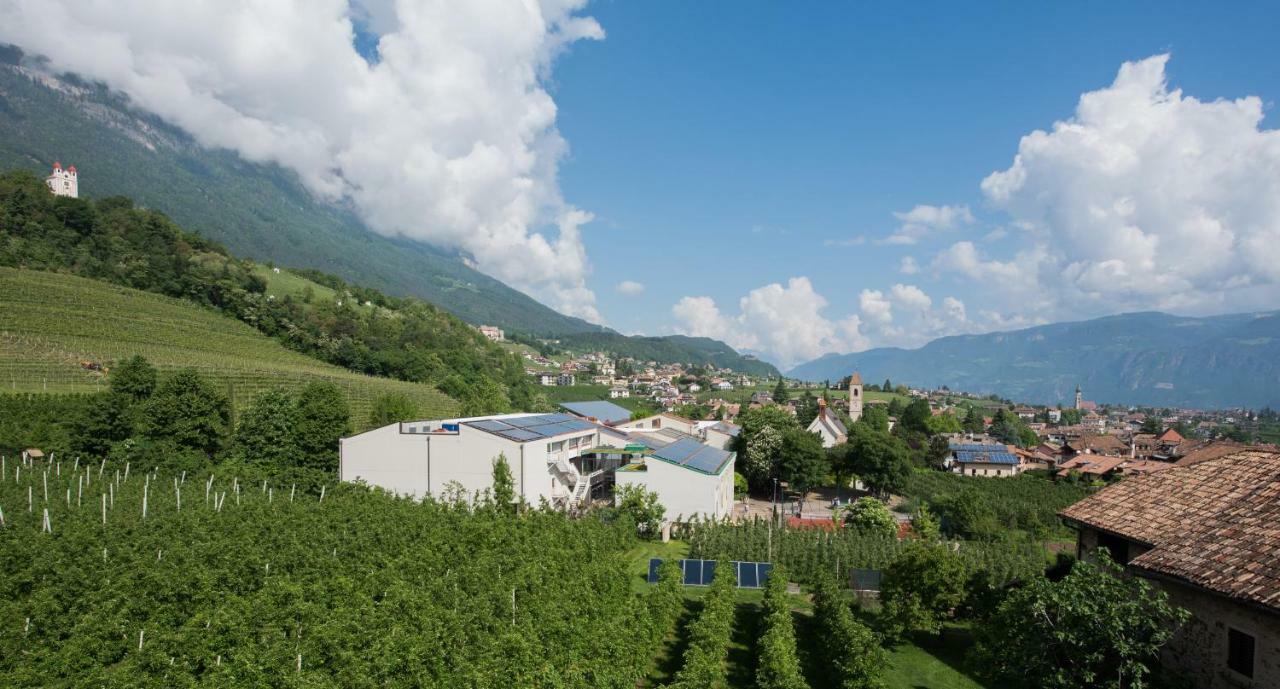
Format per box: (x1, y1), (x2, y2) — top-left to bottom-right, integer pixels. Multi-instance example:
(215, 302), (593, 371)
(788, 310), (1280, 409)
(0, 47), (776, 376)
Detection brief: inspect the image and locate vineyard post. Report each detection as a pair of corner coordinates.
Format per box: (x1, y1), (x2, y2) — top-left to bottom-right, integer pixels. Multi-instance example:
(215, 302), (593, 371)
(42, 508), (51, 533)
(124, 462), (130, 483)
(261, 479), (267, 494)
(28, 486), (32, 513)
(42, 470), (47, 503)
(65, 488), (70, 506)
(102, 494), (106, 525)
(56, 460), (60, 477)
(109, 482), (114, 509)
(2, 456), (4, 478)
(142, 478), (148, 521)
(268, 487), (273, 503)
(138, 629), (144, 651)
(73, 457), (79, 472)
(176, 485), (181, 512)
(78, 474), (83, 507)
(99, 458), (105, 478)
(319, 485), (326, 503)
(290, 484), (296, 503)
(0, 504), (5, 527)
(297, 654), (302, 673)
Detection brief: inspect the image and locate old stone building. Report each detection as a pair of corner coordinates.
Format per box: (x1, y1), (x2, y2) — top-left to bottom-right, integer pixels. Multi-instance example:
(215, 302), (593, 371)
(1060, 449), (1280, 688)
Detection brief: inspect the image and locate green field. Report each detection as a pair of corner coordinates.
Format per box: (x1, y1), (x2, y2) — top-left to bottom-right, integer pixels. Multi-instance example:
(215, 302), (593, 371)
(0, 267), (458, 427)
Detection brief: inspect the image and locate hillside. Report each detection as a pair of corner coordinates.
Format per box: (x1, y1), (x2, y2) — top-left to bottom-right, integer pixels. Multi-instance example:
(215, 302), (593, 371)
(0, 49), (597, 337)
(0, 268), (458, 426)
(556, 332), (780, 377)
(787, 311), (1280, 408)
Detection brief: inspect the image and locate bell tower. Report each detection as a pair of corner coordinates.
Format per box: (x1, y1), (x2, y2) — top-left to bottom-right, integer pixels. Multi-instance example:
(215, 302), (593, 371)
(848, 371), (863, 421)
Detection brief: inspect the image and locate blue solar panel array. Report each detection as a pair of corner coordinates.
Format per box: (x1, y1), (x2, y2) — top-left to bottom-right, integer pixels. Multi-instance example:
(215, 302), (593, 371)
(651, 437), (733, 475)
(949, 443), (1009, 452)
(954, 450), (1020, 465)
(462, 413), (597, 442)
(647, 558), (773, 588)
(558, 400), (633, 425)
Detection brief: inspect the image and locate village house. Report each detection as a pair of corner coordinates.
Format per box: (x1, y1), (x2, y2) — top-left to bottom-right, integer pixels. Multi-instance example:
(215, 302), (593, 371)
(476, 325), (504, 342)
(806, 398), (848, 448)
(949, 442), (1022, 477)
(609, 386), (630, 399)
(1060, 449), (1280, 688)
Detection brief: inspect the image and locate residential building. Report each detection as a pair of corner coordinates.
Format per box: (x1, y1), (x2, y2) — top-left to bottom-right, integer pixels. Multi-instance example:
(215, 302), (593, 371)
(949, 442), (1022, 477)
(806, 399), (848, 448)
(535, 372), (557, 386)
(702, 421), (741, 450)
(609, 386), (630, 399)
(557, 372), (576, 387)
(1060, 449), (1280, 688)
(477, 325), (504, 342)
(616, 413), (699, 436)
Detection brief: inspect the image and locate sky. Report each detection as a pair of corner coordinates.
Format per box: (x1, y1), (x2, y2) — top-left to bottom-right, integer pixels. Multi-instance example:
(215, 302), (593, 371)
(2, 2), (1279, 369)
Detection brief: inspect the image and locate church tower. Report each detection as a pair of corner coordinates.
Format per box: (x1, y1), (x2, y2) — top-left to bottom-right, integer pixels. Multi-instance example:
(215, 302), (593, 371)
(45, 162), (78, 198)
(848, 371), (863, 422)
(1074, 385), (1083, 411)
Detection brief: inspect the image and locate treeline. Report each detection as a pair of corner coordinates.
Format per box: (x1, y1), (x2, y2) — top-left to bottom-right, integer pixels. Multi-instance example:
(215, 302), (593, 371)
(0, 355), (353, 482)
(0, 169), (545, 414)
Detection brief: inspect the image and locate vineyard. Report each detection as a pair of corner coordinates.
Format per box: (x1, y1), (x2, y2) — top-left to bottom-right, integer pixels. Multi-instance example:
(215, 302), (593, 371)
(0, 268), (457, 427)
(0, 455), (674, 687)
(686, 518), (1049, 587)
(900, 470), (1089, 538)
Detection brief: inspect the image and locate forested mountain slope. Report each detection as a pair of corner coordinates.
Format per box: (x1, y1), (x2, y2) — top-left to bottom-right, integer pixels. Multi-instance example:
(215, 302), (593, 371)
(788, 311), (1280, 408)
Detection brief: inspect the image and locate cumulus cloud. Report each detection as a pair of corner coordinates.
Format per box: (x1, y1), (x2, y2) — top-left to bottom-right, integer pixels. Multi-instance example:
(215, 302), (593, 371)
(671, 277), (868, 368)
(899, 255), (919, 275)
(980, 53), (1280, 314)
(0, 0), (605, 320)
(615, 280), (645, 296)
(859, 289), (893, 324)
(882, 204), (974, 245)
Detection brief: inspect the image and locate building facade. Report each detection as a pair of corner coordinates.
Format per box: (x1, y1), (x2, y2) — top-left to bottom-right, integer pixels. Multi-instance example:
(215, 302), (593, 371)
(45, 162), (78, 198)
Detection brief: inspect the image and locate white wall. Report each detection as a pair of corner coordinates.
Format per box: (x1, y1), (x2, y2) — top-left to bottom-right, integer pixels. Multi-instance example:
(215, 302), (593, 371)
(340, 418), (602, 504)
(615, 454), (735, 522)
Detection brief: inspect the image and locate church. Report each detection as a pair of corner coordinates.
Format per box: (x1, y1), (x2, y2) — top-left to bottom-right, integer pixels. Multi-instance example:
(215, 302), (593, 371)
(45, 161), (78, 198)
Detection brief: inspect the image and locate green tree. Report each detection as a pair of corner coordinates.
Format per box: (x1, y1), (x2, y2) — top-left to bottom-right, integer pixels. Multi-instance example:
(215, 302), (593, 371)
(813, 575), (887, 689)
(756, 566), (809, 689)
(66, 392), (134, 458)
(1139, 416), (1162, 434)
(879, 542), (967, 640)
(736, 406), (801, 488)
(934, 487), (1001, 540)
(858, 404), (890, 433)
(846, 424), (911, 497)
(843, 497), (897, 537)
(971, 553), (1189, 689)
(795, 392), (820, 427)
(962, 406), (986, 434)
(139, 368), (230, 458)
(109, 355), (157, 400)
(778, 428), (827, 496)
(491, 453), (515, 510)
(883, 378), (891, 392)
(924, 412), (962, 435)
(910, 503), (941, 542)
(615, 484), (665, 537)
(922, 435), (951, 471)
(368, 393), (418, 427)
(900, 398), (932, 434)
(294, 381), (351, 471)
(1059, 408), (1082, 426)
(233, 388), (301, 468)
(773, 378), (790, 404)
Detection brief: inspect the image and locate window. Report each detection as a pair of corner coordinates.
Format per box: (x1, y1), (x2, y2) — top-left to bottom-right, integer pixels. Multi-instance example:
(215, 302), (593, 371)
(1227, 628), (1255, 678)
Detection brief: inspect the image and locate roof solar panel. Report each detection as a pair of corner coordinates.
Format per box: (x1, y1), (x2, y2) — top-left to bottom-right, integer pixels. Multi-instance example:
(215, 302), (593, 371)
(499, 428), (543, 442)
(685, 446), (731, 474)
(467, 419), (512, 432)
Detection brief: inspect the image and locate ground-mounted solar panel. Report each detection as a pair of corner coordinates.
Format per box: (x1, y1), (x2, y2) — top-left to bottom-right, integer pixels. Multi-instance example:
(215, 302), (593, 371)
(850, 568), (882, 592)
(682, 559), (703, 586)
(758, 563), (774, 586)
(648, 558), (662, 583)
(700, 560), (718, 586)
(737, 561), (759, 588)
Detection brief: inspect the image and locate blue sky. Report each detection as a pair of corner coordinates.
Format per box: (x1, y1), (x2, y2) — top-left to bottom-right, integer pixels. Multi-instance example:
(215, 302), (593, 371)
(7, 1), (1279, 369)
(547, 2), (1280, 366)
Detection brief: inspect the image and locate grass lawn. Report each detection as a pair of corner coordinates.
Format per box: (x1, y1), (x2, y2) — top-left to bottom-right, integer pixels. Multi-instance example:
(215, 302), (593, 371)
(883, 637), (989, 689)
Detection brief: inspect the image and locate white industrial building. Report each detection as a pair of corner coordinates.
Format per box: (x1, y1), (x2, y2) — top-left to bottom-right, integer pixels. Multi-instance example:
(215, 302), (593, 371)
(340, 411), (737, 520)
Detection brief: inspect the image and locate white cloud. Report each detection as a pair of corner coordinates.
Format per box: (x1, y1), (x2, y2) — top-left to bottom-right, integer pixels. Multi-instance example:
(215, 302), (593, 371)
(671, 277), (867, 368)
(890, 283), (932, 311)
(859, 289), (893, 324)
(0, 0), (606, 321)
(980, 53), (1280, 315)
(615, 280), (645, 296)
(899, 255), (919, 275)
(882, 204), (974, 245)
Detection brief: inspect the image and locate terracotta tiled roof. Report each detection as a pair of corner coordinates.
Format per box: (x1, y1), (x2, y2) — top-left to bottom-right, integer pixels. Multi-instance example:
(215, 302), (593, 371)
(1157, 428), (1185, 442)
(1060, 449), (1280, 612)
(1056, 455), (1126, 477)
(1173, 440), (1246, 467)
(1065, 433), (1127, 455)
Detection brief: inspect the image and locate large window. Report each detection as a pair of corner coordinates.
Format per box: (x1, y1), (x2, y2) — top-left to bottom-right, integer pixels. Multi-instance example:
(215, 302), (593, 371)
(1227, 628), (1255, 678)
